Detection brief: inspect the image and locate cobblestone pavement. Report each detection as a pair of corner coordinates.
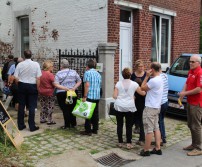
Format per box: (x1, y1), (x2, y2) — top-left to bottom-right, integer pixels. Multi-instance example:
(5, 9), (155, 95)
(5, 106), (190, 167)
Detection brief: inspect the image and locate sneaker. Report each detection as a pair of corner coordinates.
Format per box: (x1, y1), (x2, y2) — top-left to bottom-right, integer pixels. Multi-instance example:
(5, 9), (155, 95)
(150, 148), (162, 155)
(187, 149), (202, 156)
(140, 149), (150, 156)
(163, 139), (167, 144)
(92, 130), (98, 134)
(30, 126), (39, 132)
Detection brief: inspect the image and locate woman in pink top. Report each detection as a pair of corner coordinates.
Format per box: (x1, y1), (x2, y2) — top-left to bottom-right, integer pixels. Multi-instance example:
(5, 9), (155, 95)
(38, 60), (55, 125)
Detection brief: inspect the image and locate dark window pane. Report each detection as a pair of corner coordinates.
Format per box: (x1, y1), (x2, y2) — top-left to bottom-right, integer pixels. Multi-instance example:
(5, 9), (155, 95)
(20, 17), (29, 56)
(120, 10), (131, 23)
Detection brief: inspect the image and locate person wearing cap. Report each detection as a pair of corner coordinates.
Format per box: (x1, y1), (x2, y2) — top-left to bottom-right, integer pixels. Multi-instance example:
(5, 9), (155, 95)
(54, 59), (81, 129)
(14, 50), (42, 132)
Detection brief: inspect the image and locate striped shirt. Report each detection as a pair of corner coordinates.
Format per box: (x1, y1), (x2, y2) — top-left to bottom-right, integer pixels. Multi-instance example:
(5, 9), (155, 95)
(160, 73), (169, 104)
(83, 68), (102, 100)
(54, 68), (81, 93)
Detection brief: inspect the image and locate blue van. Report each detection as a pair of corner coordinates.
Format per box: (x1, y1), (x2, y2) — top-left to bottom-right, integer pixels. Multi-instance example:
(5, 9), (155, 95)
(166, 53), (202, 117)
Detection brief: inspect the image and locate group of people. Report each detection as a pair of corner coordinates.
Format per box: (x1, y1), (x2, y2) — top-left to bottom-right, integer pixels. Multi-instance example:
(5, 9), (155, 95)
(1, 51), (201, 157)
(113, 61), (166, 156)
(1, 50), (102, 135)
(113, 55), (202, 157)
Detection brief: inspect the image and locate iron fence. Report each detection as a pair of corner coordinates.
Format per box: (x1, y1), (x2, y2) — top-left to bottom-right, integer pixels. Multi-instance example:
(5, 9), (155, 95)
(58, 48), (99, 98)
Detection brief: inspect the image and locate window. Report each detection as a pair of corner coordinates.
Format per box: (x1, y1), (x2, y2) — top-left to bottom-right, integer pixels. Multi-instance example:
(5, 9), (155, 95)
(120, 10), (131, 23)
(151, 15), (171, 69)
(19, 17), (29, 56)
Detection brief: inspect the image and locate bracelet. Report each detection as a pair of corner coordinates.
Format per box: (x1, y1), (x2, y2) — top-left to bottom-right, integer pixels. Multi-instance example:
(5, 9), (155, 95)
(83, 96), (87, 98)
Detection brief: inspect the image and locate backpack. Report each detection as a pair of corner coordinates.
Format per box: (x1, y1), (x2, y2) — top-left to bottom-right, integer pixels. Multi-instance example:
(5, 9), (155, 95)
(2, 60), (15, 82)
(2, 62), (9, 81)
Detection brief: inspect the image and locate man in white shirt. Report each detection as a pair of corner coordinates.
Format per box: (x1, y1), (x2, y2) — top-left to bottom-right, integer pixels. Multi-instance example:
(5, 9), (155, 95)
(14, 50), (42, 132)
(140, 62), (163, 156)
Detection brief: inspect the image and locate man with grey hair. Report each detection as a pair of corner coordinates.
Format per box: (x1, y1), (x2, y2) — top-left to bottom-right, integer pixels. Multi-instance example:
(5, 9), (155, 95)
(179, 54), (202, 156)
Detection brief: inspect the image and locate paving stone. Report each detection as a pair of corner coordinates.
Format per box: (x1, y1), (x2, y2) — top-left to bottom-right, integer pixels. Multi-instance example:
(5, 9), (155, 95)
(4, 108), (191, 167)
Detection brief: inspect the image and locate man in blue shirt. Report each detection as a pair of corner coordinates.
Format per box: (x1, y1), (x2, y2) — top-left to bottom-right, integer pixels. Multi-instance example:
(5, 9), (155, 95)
(80, 59), (102, 136)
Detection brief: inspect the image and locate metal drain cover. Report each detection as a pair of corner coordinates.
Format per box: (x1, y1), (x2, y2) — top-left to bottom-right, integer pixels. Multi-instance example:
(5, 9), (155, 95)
(95, 153), (134, 167)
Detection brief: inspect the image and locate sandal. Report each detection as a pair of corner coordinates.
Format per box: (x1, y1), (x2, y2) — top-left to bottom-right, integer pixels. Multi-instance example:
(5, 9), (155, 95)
(117, 143), (124, 148)
(126, 143), (134, 150)
(47, 121), (56, 125)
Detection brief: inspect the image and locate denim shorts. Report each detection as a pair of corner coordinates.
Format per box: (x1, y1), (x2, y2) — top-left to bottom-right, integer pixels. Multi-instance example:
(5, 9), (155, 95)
(143, 107), (160, 134)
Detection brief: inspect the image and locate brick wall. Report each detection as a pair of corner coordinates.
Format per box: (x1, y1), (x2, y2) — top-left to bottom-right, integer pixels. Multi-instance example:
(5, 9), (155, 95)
(0, 0), (108, 67)
(108, 0), (201, 83)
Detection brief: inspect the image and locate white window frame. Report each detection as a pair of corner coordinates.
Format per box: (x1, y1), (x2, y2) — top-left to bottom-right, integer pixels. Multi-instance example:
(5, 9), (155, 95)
(152, 14), (171, 70)
(14, 9), (31, 57)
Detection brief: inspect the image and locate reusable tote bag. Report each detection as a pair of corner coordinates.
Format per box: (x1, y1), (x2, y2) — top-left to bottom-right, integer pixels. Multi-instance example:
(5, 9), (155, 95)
(72, 99), (96, 119)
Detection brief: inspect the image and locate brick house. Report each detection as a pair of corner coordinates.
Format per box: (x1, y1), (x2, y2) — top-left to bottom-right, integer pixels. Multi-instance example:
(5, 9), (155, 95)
(109, 0), (201, 82)
(0, 0), (200, 82)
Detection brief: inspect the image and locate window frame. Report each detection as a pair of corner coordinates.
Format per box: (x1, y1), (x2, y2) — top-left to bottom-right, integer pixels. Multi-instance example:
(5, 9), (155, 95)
(152, 14), (171, 70)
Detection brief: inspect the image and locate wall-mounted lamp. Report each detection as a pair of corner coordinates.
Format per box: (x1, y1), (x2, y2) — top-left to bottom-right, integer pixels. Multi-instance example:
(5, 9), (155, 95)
(6, 1), (11, 6)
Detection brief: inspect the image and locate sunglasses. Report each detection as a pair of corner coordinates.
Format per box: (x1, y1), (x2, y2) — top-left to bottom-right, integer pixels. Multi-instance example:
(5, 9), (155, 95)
(189, 61), (199, 63)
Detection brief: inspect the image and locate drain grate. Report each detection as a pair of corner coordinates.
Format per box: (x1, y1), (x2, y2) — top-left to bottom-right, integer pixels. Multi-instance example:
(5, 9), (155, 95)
(95, 153), (134, 167)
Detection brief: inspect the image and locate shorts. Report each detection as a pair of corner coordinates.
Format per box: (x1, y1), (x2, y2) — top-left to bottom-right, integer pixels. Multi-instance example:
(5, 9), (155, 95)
(143, 106), (160, 134)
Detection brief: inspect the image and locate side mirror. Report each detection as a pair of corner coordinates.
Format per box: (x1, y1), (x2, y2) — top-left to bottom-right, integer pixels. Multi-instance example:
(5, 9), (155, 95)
(165, 67), (169, 73)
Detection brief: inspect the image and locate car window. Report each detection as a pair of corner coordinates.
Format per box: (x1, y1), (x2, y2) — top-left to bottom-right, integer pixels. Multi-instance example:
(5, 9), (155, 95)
(170, 56), (190, 77)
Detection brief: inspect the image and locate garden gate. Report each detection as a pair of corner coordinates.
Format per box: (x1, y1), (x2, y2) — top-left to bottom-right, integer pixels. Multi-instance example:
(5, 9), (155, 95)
(58, 48), (99, 98)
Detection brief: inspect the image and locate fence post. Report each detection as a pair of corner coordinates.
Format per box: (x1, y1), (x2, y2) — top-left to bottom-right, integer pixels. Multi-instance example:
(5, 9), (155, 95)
(98, 43), (117, 119)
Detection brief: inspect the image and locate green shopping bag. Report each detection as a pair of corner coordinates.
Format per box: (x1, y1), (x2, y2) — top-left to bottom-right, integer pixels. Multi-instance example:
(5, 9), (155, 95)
(72, 99), (96, 119)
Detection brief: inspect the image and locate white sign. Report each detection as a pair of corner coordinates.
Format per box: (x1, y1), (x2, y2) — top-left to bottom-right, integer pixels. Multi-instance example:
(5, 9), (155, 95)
(96, 63), (103, 72)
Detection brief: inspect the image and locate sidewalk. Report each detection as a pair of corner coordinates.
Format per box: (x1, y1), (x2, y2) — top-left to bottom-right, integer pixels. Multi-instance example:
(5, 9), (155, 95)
(5, 105), (191, 167)
(123, 138), (202, 167)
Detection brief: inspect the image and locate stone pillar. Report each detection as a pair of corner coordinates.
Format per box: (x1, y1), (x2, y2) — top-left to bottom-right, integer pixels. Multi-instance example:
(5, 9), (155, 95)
(98, 43), (117, 119)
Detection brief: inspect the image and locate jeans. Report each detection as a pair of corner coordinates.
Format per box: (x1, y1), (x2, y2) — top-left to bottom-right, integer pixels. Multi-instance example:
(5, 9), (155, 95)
(159, 102), (168, 141)
(17, 82), (38, 131)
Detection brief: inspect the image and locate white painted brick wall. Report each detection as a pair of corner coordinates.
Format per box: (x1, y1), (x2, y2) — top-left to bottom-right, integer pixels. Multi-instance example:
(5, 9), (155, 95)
(0, 0), (108, 58)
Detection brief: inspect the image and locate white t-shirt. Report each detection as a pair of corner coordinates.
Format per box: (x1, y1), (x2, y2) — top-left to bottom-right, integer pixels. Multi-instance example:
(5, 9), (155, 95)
(145, 75), (163, 109)
(114, 79), (139, 112)
(14, 59), (42, 84)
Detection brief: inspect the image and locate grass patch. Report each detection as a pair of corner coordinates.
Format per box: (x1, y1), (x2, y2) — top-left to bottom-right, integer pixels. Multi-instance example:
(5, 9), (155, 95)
(90, 149), (99, 154)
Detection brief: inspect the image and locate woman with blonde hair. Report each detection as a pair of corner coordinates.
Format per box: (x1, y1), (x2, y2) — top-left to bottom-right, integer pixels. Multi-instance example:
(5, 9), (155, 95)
(131, 59), (147, 146)
(38, 60), (56, 125)
(113, 67), (146, 149)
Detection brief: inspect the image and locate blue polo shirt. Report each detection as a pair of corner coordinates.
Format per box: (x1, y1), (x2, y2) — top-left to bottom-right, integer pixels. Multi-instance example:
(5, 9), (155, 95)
(83, 68), (102, 100)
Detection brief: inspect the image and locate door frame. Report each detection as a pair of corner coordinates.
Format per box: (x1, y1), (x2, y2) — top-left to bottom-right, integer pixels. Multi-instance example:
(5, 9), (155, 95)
(119, 9), (133, 80)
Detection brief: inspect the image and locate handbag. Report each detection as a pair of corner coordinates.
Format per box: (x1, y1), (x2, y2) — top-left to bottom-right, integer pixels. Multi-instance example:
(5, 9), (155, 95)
(109, 102), (117, 116)
(72, 99), (96, 119)
(53, 69), (70, 96)
(65, 90), (77, 104)
(2, 85), (12, 95)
